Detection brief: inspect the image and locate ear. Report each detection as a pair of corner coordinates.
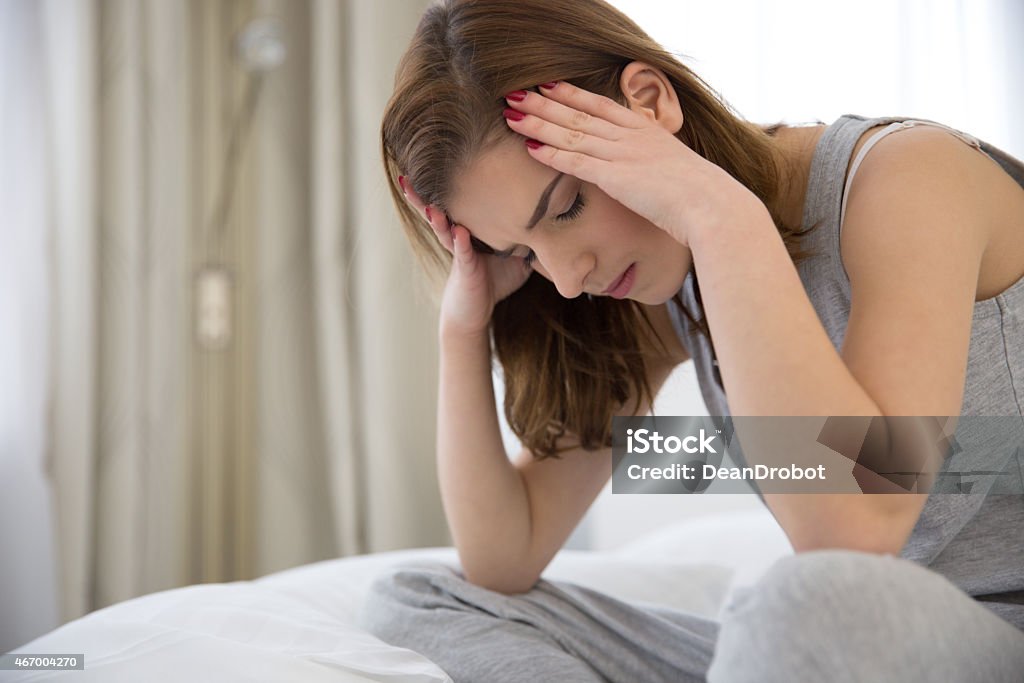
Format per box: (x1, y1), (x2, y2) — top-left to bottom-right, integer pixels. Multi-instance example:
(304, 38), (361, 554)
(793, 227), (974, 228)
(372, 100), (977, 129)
(619, 61), (683, 134)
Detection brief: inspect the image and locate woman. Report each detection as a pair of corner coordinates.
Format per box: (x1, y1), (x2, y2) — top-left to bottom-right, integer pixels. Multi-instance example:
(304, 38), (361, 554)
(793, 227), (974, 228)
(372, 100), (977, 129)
(359, 0), (1024, 680)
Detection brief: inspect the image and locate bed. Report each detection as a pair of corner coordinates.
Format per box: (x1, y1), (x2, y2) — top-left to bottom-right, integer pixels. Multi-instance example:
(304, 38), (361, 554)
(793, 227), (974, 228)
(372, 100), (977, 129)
(1, 508), (792, 682)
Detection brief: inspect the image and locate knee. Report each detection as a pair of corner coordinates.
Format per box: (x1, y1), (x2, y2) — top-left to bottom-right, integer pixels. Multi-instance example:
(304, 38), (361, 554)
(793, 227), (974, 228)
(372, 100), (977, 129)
(753, 549), (898, 599)
(717, 551), (916, 659)
(721, 549), (934, 628)
(358, 561), (465, 638)
(710, 550), (1024, 682)
(710, 550), (960, 681)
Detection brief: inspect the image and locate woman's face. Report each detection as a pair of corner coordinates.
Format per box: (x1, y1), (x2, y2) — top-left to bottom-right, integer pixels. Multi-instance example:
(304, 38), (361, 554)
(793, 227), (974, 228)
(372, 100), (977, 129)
(445, 138), (692, 305)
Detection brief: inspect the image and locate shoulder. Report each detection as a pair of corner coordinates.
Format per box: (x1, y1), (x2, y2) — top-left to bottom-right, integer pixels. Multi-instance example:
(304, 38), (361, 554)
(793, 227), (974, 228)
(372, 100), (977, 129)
(843, 122), (998, 247)
(840, 121), (997, 290)
(836, 122), (994, 416)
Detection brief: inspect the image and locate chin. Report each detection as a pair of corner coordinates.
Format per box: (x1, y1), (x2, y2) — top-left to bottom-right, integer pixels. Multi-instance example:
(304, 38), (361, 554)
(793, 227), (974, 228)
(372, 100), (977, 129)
(647, 270), (689, 305)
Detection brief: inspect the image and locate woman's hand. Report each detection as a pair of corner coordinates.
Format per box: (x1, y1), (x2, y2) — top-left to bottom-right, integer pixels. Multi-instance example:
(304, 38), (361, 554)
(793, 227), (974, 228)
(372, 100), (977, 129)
(399, 177), (533, 337)
(502, 81), (765, 248)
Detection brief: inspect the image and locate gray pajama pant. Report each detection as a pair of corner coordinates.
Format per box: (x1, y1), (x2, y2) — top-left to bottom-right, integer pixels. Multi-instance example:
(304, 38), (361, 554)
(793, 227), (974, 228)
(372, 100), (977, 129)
(357, 549), (1024, 682)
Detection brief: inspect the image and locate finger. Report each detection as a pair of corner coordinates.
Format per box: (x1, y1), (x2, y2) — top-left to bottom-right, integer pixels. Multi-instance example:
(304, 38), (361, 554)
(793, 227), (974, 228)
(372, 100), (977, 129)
(505, 89), (625, 141)
(398, 177), (454, 252)
(398, 175), (430, 217)
(425, 205), (455, 253)
(521, 139), (612, 190)
(452, 225), (477, 270)
(504, 107), (619, 161)
(534, 80), (645, 129)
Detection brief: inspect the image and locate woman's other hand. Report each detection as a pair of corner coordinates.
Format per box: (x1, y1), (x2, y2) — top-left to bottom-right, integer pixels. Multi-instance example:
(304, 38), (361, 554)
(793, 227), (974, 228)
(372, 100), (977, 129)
(399, 176), (532, 337)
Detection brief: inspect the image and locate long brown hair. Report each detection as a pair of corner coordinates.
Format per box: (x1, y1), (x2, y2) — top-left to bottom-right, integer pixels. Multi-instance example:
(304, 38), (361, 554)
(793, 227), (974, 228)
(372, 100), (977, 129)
(381, 0), (821, 459)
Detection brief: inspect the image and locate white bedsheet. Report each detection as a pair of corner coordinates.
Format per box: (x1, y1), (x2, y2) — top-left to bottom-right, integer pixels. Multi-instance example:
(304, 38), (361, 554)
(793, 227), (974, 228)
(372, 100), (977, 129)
(1, 509), (791, 682)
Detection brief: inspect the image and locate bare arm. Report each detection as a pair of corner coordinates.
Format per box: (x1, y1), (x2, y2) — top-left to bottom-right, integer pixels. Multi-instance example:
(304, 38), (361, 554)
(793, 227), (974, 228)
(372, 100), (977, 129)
(437, 307), (686, 594)
(436, 325), (533, 593)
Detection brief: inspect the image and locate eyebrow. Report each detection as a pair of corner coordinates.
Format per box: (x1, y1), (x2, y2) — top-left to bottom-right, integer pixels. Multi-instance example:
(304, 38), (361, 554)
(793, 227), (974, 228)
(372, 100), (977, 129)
(464, 172), (566, 257)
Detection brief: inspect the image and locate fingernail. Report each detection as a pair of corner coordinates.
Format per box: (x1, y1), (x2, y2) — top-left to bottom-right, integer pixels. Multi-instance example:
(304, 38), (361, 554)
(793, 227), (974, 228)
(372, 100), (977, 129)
(505, 90), (528, 102)
(502, 108), (525, 122)
(539, 81), (558, 90)
(398, 175), (407, 195)
(425, 206), (433, 222)
(525, 138), (543, 150)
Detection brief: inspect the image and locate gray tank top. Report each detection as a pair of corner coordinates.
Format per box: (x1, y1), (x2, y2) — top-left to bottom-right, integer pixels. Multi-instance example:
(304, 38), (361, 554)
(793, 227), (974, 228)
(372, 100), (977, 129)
(667, 114), (1024, 629)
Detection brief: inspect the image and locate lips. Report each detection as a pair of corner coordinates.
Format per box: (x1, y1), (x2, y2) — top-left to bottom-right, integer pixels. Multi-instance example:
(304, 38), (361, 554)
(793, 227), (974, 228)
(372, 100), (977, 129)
(602, 263), (636, 297)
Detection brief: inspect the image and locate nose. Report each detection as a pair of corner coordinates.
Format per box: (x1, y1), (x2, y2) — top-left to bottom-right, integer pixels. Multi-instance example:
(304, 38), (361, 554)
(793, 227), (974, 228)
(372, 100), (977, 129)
(535, 243), (593, 299)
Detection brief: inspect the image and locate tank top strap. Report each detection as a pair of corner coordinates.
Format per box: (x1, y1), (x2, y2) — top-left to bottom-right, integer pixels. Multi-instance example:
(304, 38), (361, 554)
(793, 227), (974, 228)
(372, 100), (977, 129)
(839, 119), (984, 228)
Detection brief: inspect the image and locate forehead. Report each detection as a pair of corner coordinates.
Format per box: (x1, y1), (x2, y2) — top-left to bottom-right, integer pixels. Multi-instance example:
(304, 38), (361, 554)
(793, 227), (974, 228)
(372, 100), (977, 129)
(447, 138), (561, 250)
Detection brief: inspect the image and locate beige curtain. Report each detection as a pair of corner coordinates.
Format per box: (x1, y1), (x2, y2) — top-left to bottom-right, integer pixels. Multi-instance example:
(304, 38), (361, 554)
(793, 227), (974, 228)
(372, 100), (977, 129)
(42, 0), (445, 626)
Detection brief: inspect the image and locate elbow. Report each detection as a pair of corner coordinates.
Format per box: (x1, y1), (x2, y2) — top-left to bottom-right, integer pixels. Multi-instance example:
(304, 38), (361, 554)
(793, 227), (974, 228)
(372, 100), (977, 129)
(791, 535), (904, 557)
(789, 511), (913, 558)
(455, 545), (542, 594)
(456, 543), (545, 595)
(461, 567), (540, 595)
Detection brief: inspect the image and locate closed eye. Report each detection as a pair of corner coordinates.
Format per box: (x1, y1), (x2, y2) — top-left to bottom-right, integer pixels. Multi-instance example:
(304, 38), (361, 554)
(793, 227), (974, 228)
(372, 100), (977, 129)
(554, 191), (585, 222)
(511, 191), (585, 267)
(473, 191), (585, 268)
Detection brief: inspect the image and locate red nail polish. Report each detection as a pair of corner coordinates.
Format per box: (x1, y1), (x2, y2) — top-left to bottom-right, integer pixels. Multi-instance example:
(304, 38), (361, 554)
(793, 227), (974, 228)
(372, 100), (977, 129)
(539, 81), (558, 90)
(525, 139), (543, 150)
(502, 108), (525, 122)
(505, 90), (528, 102)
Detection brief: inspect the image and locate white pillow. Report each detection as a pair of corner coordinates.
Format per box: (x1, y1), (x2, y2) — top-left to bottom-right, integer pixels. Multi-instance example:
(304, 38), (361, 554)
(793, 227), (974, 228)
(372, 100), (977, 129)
(253, 547), (460, 628)
(542, 553), (734, 618)
(258, 546), (734, 622)
(4, 582), (451, 683)
(612, 508), (794, 588)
